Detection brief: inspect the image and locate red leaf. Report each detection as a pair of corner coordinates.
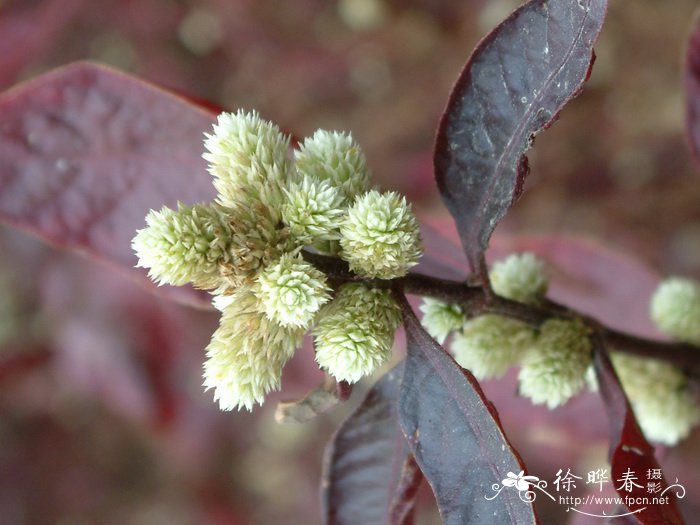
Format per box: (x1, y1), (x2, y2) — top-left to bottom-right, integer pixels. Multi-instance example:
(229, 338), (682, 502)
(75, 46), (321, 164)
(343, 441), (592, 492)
(397, 293), (540, 525)
(0, 62), (218, 308)
(434, 0), (608, 271)
(322, 364), (420, 525)
(594, 345), (686, 525)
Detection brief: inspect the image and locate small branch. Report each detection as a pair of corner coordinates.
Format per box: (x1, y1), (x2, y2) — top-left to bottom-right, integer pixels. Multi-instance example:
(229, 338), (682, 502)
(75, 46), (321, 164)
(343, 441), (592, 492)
(303, 250), (700, 372)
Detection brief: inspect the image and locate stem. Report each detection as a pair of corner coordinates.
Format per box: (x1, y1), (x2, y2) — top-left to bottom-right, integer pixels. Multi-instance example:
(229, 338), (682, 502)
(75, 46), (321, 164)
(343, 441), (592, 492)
(302, 251), (700, 375)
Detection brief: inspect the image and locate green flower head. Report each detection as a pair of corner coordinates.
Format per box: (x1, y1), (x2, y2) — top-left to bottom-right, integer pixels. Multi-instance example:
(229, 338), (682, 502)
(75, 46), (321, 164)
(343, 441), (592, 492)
(340, 190), (423, 279)
(650, 277), (700, 345)
(281, 175), (345, 244)
(132, 202), (231, 289)
(612, 353), (700, 445)
(255, 253), (331, 329)
(518, 319), (592, 409)
(204, 287), (304, 411)
(490, 252), (548, 305)
(451, 314), (534, 380)
(294, 130), (371, 204)
(203, 110), (291, 209)
(419, 298), (465, 344)
(313, 284), (401, 383)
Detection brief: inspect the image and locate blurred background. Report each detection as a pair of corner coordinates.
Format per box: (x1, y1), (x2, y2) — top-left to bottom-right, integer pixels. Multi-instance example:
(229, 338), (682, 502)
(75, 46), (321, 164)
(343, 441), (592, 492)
(2, 0), (700, 523)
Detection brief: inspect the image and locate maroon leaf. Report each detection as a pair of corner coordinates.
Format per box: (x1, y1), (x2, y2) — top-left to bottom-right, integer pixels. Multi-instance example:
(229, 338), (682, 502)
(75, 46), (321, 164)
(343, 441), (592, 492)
(397, 293), (539, 525)
(0, 62), (218, 308)
(434, 0), (608, 271)
(322, 363), (420, 525)
(684, 8), (700, 166)
(593, 342), (686, 525)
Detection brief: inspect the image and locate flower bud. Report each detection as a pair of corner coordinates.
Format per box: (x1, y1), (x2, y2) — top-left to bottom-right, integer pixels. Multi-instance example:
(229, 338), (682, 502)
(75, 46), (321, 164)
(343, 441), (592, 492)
(340, 190), (423, 279)
(281, 175), (344, 244)
(419, 298), (465, 344)
(650, 277), (700, 345)
(203, 110), (291, 209)
(256, 254), (331, 329)
(313, 284), (401, 383)
(450, 315), (533, 380)
(518, 319), (592, 408)
(294, 130), (371, 203)
(490, 252), (548, 304)
(204, 288), (304, 410)
(612, 353), (700, 445)
(132, 202), (230, 289)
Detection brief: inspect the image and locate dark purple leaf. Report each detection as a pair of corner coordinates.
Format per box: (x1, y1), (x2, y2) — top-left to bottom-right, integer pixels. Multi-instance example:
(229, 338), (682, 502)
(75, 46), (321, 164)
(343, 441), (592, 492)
(593, 343), (686, 525)
(0, 62), (217, 309)
(322, 363), (421, 525)
(434, 0), (608, 271)
(684, 8), (700, 166)
(397, 293), (539, 525)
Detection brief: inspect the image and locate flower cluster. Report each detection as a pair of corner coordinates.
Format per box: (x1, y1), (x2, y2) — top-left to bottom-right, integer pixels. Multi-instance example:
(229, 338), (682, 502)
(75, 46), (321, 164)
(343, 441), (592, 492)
(133, 110), (422, 410)
(419, 254), (699, 445)
(650, 276), (700, 345)
(421, 253), (593, 406)
(612, 353), (700, 445)
(420, 252), (549, 382)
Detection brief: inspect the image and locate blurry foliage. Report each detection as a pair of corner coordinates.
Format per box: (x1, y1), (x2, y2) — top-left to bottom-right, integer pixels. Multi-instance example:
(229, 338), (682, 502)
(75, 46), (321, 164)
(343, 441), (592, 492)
(2, 0), (700, 523)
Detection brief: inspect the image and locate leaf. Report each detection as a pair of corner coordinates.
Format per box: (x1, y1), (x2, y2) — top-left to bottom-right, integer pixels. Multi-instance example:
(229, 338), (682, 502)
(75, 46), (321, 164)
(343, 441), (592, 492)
(593, 343), (686, 525)
(434, 0), (608, 270)
(684, 8), (700, 166)
(322, 363), (421, 525)
(0, 62), (217, 309)
(397, 293), (539, 525)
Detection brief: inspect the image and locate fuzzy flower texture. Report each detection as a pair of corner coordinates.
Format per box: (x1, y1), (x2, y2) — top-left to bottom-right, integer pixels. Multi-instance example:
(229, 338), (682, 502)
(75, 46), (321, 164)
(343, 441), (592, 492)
(132, 111), (422, 410)
(420, 254), (700, 445)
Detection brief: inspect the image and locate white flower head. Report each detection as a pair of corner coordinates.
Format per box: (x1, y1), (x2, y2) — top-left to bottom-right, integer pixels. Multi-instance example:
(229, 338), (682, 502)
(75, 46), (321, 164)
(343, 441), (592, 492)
(650, 277), (700, 345)
(256, 253), (331, 329)
(204, 287), (304, 411)
(132, 202), (230, 289)
(281, 175), (345, 244)
(295, 130), (371, 203)
(518, 319), (592, 409)
(612, 353), (700, 445)
(313, 283), (401, 383)
(419, 298), (465, 344)
(340, 190), (423, 279)
(203, 110), (291, 209)
(450, 314), (534, 380)
(490, 252), (548, 305)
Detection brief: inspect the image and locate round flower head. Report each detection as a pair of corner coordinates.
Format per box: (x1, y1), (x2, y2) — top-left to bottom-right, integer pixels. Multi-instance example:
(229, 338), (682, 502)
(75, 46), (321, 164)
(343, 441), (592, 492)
(294, 130), (371, 203)
(204, 287), (304, 411)
(340, 190), (423, 279)
(650, 277), (700, 345)
(281, 175), (345, 244)
(132, 202), (231, 290)
(419, 298), (465, 344)
(450, 315), (534, 380)
(518, 319), (592, 409)
(612, 353), (700, 445)
(255, 254), (331, 329)
(313, 284), (401, 383)
(490, 252), (548, 304)
(203, 110), (291, 209)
